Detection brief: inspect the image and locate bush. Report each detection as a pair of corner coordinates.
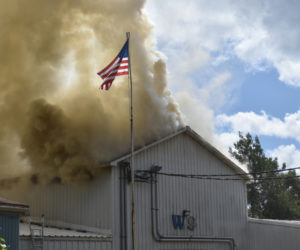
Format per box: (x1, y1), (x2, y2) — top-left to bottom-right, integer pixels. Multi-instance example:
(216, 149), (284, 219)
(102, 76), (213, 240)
(0, 238), (8, 250)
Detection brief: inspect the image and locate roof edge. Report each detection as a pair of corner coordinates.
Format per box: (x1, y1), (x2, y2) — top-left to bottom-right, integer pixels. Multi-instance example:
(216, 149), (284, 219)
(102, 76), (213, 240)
(21, 216), (111, 236)
(110, 126), (250, 181)
(19, 236), (112, 241)
(184, 126), (249, 180)
(0, 197), (29, 215)
(0, 205), (29, 215)
(110, 126), (187, 166)
(19, 222), (112, 240)
(249, 218), (300, 229)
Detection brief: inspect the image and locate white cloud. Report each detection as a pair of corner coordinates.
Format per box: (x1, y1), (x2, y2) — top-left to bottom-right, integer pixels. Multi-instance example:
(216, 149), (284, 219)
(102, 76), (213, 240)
(267, 144), (300, 170)
(198, 72), (232, 111)
(216, 110), (300, 143)
(145, 0), (300, 165)
(145, 0), (300, 87)
(276, 60), (300, 86)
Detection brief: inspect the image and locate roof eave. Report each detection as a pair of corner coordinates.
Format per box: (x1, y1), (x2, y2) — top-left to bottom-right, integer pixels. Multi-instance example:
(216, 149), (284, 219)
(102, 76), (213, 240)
(110, 126), (187, 166)
(110, 126), (250, 181)
(184, 126), (250, 181)
(0, 205), (29, 215)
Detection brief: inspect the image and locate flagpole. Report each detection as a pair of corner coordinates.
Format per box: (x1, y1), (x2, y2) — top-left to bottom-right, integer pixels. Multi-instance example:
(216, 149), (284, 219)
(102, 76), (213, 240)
(126, 32), (136, 250)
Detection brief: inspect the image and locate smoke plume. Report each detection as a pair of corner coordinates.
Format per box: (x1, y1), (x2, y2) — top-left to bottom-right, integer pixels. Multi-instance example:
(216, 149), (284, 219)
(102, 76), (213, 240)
(0, 0), (182, 184)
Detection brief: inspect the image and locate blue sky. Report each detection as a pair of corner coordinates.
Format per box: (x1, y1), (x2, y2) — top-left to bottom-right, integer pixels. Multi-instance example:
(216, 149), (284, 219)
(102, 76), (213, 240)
(144, 0), (300, 169)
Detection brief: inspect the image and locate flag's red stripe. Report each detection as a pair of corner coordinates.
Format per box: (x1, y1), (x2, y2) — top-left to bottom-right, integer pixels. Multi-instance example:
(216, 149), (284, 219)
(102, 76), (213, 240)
(100, 60), (127, 78)
(102, 75), (116, 83)
(99, 57), (127, 77)
(116, 71), (128, 76)
(101, 69), (117, 79)
(118, 66), (128, 70)
(101, 64), (128, 79)
(101, 79), (114, 90)
(101, 65), (120, 79)
(98, 44), (129, 90)
(97, 56), (119, 76)
(99, 56), (119, 74)
(99, 58), (120, 78)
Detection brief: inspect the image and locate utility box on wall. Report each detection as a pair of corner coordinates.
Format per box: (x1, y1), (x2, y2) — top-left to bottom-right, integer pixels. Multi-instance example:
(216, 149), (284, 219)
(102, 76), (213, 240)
(0, 197), (29, 250)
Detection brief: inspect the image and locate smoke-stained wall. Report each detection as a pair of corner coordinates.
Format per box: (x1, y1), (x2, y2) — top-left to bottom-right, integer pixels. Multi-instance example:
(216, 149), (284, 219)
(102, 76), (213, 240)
(0, 0), (182, 185)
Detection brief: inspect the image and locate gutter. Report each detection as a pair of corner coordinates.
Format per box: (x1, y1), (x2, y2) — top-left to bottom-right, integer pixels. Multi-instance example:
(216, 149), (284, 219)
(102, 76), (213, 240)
(0, 205), (29, 215)
(150, 171), (236, 250)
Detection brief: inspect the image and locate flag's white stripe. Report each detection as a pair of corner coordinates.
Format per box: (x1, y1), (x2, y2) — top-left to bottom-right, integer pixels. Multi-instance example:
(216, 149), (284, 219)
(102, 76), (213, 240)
(98, 58), (118, 76)
(101, 57), (127, 75)
(117, 69), (128, 73)
(103, 70), (128, 80)
(98, 56), (128, 90)
(99, 64), (118, 77)
(101, 66), (121, 78)
(101, 83), (110, 90)
(101, 82), (110, 90)
(102, 76), (116, 83)
(101, 62), (127, 78)
(106, 69), (119, 76)
(99, 58), (120, 77)
(104, 66), (128, 78)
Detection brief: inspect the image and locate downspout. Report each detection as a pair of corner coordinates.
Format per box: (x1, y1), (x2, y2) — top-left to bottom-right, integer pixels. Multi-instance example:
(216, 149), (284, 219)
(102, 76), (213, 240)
(150, 172), (236, 250)
(119, 163), (128, 250)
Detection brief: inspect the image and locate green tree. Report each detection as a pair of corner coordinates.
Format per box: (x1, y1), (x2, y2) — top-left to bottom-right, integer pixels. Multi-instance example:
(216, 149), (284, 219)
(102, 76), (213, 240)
(230, 132), (300, 219)
(0, 237), (8, 250)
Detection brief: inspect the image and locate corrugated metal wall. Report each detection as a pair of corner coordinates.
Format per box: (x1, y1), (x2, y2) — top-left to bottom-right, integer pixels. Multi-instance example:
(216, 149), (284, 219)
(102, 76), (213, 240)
(0, 213), (19, 250)
(248, 219), (300, 250)
(116, 133), (249, 250)
(20, 237), (112, 250)
(111, 165), (122, 250)
(4, 168), (112, 232)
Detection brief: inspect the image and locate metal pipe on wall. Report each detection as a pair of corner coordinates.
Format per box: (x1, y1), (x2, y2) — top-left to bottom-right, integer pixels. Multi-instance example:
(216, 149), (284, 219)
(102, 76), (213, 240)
(150, 172), (236, 250)
(119, 164), (128, 250)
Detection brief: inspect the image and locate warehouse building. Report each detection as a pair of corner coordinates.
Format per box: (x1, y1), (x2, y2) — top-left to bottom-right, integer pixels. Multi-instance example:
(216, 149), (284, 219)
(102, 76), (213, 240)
(0, 197), (29, 250)
(2, 126), (300, 249)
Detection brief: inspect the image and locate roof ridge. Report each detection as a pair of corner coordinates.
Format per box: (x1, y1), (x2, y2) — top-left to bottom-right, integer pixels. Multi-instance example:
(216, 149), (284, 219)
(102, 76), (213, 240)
(110, 126), (250, 181)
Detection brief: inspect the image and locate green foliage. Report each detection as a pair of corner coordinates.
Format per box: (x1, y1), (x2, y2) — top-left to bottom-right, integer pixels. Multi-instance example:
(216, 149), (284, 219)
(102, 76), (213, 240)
(230, 132), (300, 219)
(0, 237), (8, 250)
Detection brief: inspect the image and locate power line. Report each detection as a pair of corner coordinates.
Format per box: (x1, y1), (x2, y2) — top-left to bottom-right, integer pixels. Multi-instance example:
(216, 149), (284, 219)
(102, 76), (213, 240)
(225, 166), (300, 177)
(140, 166), (300, 178)
(136, 166), (300, 183)
(179, 166), (299, 178)
(153, 172), (300, 182)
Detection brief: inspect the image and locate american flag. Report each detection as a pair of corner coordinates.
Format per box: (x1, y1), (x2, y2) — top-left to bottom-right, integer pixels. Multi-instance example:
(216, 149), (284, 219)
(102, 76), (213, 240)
(97, 40), (129, 90)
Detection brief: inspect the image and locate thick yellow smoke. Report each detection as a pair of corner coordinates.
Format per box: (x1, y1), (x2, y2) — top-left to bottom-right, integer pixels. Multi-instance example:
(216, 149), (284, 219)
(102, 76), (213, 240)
(0, 0), (182, 184)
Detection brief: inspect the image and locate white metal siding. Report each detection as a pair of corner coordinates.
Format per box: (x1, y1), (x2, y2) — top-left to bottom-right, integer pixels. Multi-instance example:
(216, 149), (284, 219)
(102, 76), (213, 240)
(248, 219), (300, 250)
(111, 165), (121, 250)
(119, 133), (249, 250)
(5, 168), (112, 232)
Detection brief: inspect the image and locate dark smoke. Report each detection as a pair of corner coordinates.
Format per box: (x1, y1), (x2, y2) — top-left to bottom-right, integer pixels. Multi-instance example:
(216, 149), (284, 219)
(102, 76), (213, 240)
(0, 0), (182, 185)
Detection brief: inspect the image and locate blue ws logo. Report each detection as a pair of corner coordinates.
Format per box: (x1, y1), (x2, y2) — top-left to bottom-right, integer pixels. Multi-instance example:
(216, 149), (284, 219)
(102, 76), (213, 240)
(172, 210), (197, 231)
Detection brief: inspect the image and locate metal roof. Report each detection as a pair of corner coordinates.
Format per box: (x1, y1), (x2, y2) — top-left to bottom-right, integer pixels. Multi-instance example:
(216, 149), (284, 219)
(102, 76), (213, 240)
(0, 197), (29, 215)
(110, 126), (250, 181)
(249, 218), (300, 228)
(0, 197), (28, 207)
(19, 223), (112, 240)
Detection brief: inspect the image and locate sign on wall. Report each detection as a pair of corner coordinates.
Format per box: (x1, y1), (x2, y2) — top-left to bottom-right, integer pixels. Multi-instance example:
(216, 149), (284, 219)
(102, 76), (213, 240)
(172, 210), (197, 231)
